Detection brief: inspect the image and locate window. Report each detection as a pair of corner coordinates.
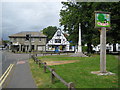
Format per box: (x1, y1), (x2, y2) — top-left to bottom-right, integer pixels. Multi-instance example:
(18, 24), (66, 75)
(118, 46), (120, 50)
(14, 38), (16, 42)
(39, 38), (41, 41)
(31, 38), (34, 42)
(55, 39), (61, 43)
(57, 31), (61, 36)
(25, 38), (28, 41)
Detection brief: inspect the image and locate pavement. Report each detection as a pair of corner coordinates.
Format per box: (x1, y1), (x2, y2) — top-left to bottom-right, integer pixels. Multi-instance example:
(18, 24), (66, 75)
(2, 50), (29, 74)
(6, 59), (37, 88)
(2, 51), (71, 88)
(1, 50), (37, 88)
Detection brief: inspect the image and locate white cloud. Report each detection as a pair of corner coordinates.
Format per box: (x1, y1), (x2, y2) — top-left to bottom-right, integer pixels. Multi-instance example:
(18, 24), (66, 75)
(2, 0), (67, 2)
(2, 1), (64, 40)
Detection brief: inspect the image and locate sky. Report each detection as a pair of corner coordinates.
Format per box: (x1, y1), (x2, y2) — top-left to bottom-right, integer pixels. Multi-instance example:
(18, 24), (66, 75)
(1, 0), (67, 40)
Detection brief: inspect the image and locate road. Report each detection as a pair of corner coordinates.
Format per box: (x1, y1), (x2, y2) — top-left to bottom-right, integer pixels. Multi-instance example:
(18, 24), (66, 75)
(0, 50), (37, 88)
(1, 50), (29, 75)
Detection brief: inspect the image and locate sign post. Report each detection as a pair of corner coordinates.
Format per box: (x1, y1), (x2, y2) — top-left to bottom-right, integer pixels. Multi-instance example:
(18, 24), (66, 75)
(100, 27), (106, 73)
(95, 11), (111, 73)
(95, 11), (111, 29)
(91, 11), (114, 75)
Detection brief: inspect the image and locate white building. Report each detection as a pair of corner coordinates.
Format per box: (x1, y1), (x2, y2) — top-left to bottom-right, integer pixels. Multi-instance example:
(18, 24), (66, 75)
(93, 43), (120, 52)
(109, 43), (120, 52)
(46, 29), (70, 51)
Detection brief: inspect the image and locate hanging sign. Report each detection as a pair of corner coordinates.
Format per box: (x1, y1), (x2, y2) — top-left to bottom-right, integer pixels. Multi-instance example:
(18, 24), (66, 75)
(95, 11), (111, 29)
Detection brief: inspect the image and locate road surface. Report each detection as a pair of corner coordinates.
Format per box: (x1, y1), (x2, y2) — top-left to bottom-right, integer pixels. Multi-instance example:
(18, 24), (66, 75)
(1, 50), (29, 75)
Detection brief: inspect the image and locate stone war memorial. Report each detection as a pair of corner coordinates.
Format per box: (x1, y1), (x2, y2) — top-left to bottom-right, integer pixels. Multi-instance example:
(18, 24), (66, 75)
(70, 23), (87, 57)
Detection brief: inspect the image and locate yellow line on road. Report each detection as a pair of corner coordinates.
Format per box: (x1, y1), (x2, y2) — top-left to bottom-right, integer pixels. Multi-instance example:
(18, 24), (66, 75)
(0, 64), (12, 81)
(0, 64), (14, 87)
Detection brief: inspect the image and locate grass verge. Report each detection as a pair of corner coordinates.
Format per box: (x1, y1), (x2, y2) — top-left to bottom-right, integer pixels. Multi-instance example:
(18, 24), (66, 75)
(29, 54), (118, 88)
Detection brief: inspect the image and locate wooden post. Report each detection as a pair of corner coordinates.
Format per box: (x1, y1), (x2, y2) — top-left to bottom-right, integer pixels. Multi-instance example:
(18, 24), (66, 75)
(36, 58), (38, 64)
(33, 58), (35, 62)
(43, 62), (47, 73)
(100, 27), (107, 73)
(38, 60), (41, 68)
(51, 69), (55, 84)
(68, 82), (75, 90)
(38, 61), (41, 68)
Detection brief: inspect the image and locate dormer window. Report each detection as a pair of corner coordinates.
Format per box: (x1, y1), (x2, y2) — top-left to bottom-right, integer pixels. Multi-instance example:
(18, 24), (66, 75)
(57, 31), (61, 36)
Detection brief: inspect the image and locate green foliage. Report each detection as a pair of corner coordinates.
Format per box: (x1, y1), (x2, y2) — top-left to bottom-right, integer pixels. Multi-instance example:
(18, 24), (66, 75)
(60, 2), (120, 45)
(42, 26), (58, 41)
(82, 46), (87, 52)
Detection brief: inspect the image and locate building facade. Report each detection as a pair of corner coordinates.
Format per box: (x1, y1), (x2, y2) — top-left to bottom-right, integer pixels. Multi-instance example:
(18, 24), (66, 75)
(92, 43), (120, 53)
(46, 29), (70, 51)
(9, 31), (47, 52)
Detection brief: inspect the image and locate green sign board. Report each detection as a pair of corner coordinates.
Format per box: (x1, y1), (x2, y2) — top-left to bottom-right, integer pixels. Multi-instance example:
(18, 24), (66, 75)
(95, 11), (111, 29)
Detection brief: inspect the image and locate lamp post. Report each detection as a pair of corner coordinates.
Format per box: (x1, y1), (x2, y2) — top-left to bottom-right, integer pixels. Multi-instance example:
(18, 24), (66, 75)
(29, 34), (31, 59)
(26, 34), (31, 59)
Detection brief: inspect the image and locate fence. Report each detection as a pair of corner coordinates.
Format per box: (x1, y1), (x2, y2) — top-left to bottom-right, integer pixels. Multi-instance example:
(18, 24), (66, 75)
(31, 55), (76, 90)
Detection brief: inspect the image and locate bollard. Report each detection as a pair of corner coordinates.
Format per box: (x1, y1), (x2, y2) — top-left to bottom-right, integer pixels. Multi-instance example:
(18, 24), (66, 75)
(44, 62), (47, 73)
(51, 69), (55, 84)
(68, 82), (75, 90)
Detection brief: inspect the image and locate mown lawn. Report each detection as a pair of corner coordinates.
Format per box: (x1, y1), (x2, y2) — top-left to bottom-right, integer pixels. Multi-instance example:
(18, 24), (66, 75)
(29, 54), (118, 88)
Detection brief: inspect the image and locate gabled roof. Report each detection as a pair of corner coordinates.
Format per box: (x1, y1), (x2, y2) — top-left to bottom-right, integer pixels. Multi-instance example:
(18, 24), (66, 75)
(47, 29), (70, 45)
(9, 31), (47, 38)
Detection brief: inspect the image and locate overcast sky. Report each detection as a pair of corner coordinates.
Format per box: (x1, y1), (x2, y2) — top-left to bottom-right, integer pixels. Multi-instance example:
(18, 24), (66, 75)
(2, 0), (67, 40)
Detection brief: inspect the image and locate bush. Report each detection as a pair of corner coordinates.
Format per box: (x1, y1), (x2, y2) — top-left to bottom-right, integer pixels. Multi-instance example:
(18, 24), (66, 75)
(82, 46), (87, 52)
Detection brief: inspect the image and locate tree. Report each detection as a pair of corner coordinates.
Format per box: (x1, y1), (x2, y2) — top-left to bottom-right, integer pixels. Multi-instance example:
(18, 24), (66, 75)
(59, 2), (120, 53)
(98, 14), (105, 23)
(42, 26), (58, 41)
